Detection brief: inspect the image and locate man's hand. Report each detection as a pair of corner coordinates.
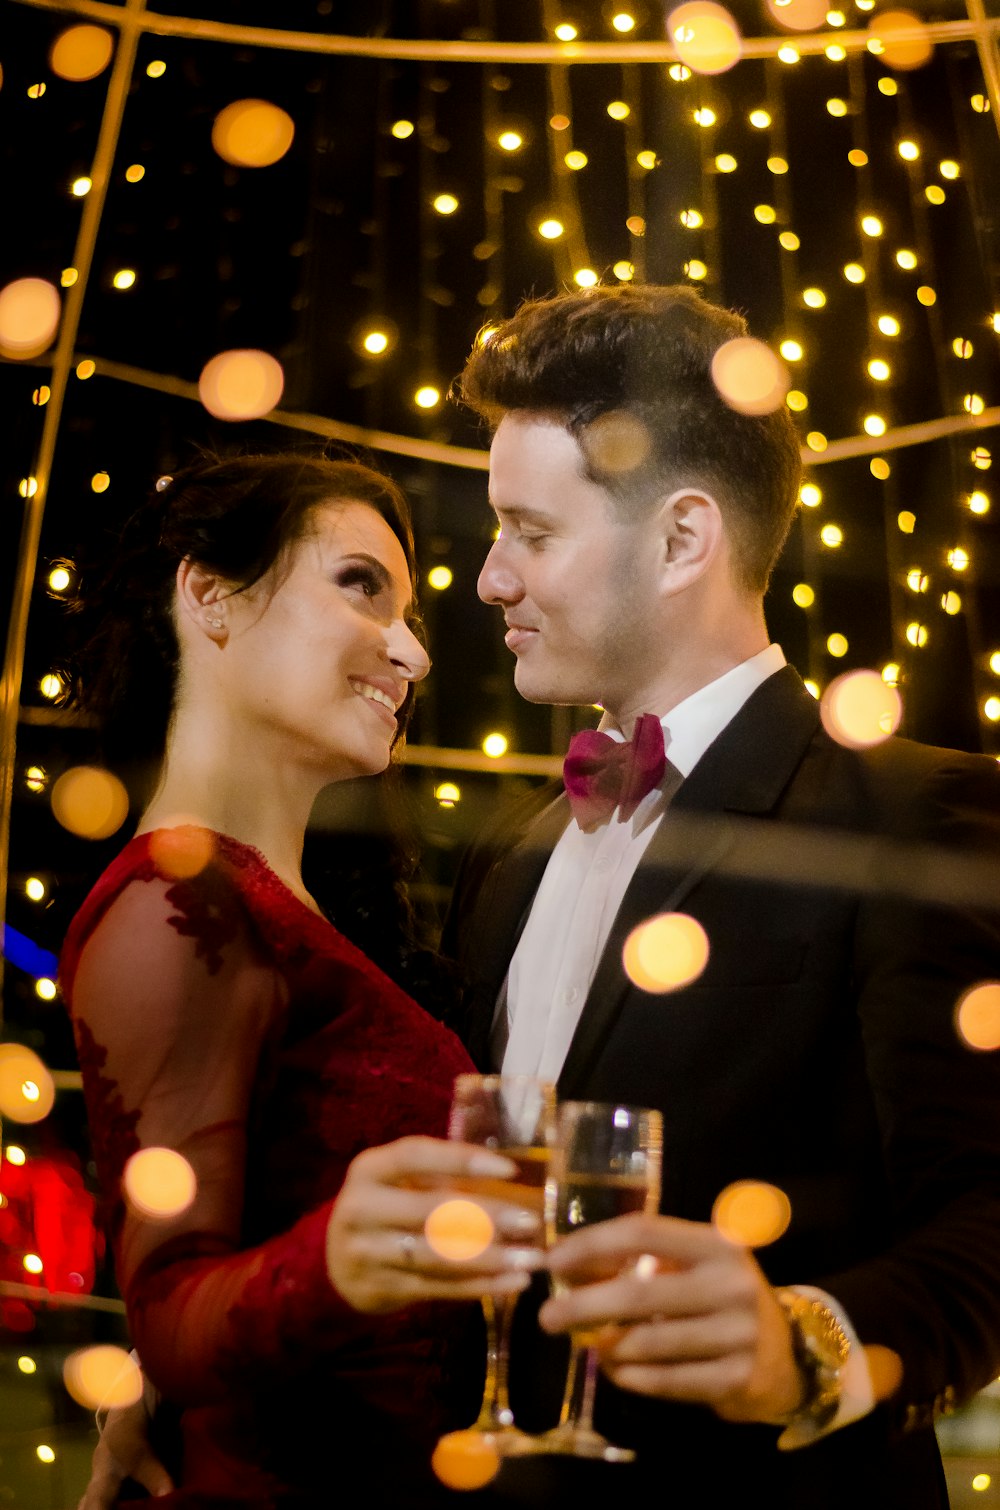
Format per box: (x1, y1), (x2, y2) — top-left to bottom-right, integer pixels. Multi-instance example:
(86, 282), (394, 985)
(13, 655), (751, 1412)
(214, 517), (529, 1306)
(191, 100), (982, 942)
(77, 1397), (174, 1509)
(541, 1212), (804, 1423)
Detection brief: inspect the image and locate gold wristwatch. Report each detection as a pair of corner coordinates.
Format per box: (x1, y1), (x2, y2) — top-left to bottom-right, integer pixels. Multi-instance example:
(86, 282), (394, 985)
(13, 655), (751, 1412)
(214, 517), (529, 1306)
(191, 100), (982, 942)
(773, 1287), (851, 1433)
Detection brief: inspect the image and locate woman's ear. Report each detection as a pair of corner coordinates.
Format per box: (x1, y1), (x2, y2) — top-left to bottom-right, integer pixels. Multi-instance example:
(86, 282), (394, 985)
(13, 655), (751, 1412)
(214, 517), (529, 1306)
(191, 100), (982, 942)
(176, 558), (229, 641)
(656, 489), (726, 596)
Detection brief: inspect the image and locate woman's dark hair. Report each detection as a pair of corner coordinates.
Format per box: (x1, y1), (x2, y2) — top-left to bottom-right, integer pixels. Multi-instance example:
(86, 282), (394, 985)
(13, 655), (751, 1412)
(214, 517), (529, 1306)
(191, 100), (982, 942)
(69, 449), (421, 766)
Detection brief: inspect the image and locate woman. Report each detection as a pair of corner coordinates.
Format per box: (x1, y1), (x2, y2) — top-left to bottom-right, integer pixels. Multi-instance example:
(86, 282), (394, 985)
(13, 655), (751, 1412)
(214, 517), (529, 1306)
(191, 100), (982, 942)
(61, 452), (538, 1507)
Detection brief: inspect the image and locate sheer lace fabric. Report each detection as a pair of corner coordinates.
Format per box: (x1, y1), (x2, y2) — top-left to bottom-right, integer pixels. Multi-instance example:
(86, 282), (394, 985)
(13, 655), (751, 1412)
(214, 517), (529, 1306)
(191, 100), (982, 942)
(61, 829), (476, 1504)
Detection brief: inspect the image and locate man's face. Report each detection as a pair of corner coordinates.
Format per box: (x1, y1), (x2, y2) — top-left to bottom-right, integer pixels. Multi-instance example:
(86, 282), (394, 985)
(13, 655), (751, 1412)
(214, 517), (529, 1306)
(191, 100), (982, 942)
(477, 413), (663, 714)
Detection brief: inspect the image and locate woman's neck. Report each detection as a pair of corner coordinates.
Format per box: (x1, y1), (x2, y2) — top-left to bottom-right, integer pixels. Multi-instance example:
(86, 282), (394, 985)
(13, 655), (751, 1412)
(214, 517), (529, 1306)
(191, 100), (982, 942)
(138, 721), (326, 911)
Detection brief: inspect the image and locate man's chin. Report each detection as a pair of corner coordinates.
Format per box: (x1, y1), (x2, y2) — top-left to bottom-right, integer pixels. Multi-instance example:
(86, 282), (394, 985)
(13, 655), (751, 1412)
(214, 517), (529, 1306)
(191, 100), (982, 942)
(512, 663), (596, 706)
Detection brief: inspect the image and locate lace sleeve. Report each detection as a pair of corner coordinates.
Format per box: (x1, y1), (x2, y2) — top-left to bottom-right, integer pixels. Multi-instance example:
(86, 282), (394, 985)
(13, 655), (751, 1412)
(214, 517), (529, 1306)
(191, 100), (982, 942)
(69, 866), (363, 1406)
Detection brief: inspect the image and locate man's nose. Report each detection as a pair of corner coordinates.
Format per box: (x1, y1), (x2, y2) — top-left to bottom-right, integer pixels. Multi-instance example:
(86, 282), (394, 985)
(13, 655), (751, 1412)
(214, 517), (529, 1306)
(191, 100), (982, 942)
(477, 541), (522, 605)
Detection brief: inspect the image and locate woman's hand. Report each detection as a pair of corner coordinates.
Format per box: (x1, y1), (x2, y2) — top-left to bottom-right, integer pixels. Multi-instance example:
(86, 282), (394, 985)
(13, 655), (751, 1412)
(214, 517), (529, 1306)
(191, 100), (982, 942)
(325, 1135), (545, 1313)
(76, 1396), (175, 1509)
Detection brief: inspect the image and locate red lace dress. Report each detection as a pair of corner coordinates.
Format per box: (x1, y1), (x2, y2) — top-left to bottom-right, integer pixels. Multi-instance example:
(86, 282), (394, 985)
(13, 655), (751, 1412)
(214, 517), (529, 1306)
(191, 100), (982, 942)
(60, 829), (477, 1507)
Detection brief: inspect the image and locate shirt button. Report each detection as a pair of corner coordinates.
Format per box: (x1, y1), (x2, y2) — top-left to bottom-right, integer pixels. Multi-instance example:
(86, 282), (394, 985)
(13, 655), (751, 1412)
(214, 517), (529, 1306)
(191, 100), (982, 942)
(564, 985), (581, 1005)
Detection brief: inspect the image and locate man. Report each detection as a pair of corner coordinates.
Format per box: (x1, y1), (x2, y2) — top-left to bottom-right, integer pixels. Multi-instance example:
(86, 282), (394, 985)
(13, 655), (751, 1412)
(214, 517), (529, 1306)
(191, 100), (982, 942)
(84, 285), (1000, 1507)
(442, 283), (1000, 1506)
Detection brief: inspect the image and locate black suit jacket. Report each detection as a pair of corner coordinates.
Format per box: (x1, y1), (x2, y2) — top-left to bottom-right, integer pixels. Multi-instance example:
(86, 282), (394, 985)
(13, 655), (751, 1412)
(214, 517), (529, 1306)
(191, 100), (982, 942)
(444, 666), (1000, 1507)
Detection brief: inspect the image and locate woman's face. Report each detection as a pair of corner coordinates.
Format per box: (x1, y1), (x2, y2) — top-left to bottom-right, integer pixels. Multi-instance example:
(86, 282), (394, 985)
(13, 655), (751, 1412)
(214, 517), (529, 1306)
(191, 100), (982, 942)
(210, 500), (429, 780)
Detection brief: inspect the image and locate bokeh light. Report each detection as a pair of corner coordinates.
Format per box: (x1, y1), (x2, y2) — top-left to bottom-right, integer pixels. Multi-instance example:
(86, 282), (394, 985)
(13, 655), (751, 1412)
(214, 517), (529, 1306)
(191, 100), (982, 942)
(766, 0), (826, 30)
(415, 385), (441, 408)
(198, 350), (284, 421)
(123, 1146), (198, 1220)
(581, 410), (653, 474)
(622, 912), (710, 993)
(63, 1346), (143, 1410)
(870, 9), (933, 70)
(482, 732), (508, 758)
(49, 25), (114, 81)
(432, 1431), (500, 1490)
(820, 669), (902, 748)
(710, 337), (789, 416)
(147, 825), (216, 880)
(51, 766), (129, 840)
(212, 100), (295, 167)
(667, 2), (742, 75)
(826, 633), (848, 658)
(424, 1199), (494, 1261)
(427, 565), (453, 590)
(956, 983), (1000, 1051)
(792, 583), (815, 608)
(712, 1180), (791, 1247)
(0, 277), (61, 358)
(0, 1044), (55, 1124)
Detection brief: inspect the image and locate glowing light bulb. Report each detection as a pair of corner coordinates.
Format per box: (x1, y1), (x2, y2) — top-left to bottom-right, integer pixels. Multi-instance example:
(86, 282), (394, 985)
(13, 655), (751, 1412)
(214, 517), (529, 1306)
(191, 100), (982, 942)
(607, 101), (630, 120)
(895, 249), (917, 270)
(71, 176), (92, 197)
(684, 260), (707, 281)
(868, 359), (891, 381)
(940, 160), (960, 179)
(680, 208), (704, 228)
(827, 633), (848, 657)
(754, 204), (777, 224)
(715, 154), (737, 172)
(693, 107), (717, 127)
(864, 414), (887, 437)
(925, 185), (946, 205)
(614, 261), (636, 282)
(612, 13), (636, 32)
(498, 131), (523, 151)
(482, 733), (508, 758)
(844, 263), (865, 284)
(125, 164), (145, 183)
(574, 268), (599, 287)
(827, 98), (848, 116)
(555, 23), (578, 41)
(898, 140), (919, 160)
(779, 340), (803, 361)
(565, 150), (588, 169)
(25, 877), (45, 901)
(362, 330), (389, 355)
(861, 215), (883, 237)
(415, 386), (441, 409)
(779, 231), (800, 251)
(433, 194), (459, 215)
(969, 491), (990, 516)
(391, 119), (414, 139)
(871, 458), (891, 480)
(538, 218), (564, 239)
(427, 565), (453, 590)
(897, 511), (915, 533)
(749, 109), (771, 128)
(803, 288), (826, 308)
(792, 583), (815, 607)
(848, 149), (868, 166)
(905, 622), (928, 648)
(820, 523), (843, 547)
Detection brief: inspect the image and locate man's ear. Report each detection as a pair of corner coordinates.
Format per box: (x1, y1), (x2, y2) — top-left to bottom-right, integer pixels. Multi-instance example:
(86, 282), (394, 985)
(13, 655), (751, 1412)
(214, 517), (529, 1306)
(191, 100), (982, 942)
(656, 489), (726, 595)
(176, 558), (230, 641)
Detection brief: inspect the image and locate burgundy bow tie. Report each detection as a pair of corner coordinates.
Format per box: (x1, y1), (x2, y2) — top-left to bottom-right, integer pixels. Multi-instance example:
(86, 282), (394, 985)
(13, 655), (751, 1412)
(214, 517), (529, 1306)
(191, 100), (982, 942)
(563, 714), (667, 831)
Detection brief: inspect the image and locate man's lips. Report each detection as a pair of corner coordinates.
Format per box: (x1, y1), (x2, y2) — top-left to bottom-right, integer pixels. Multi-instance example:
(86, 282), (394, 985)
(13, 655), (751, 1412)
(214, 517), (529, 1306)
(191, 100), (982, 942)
(504, 625), (538, 652)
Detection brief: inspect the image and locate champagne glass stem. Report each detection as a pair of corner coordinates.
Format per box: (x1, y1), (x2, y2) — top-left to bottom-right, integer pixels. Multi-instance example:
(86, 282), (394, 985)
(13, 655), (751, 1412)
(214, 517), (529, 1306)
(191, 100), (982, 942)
(557, 1339), (584, 1427)
(576, 1347), (601, 1435)
(475, 1295), (516, 1430)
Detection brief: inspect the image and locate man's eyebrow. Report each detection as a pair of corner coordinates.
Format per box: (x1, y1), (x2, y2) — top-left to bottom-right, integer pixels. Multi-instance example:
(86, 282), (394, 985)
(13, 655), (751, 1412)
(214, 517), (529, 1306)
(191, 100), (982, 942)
(489, 503), (556, 527)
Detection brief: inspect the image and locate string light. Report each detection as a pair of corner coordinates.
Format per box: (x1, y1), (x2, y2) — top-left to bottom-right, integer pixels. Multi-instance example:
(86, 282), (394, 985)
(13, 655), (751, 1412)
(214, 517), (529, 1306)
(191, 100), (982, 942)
(693, 108), (717, 127)
(878, 78), (898, 97)
(684, 260), (707, 280)
(146, 60), (166, 77)
(898, 140), (919, 161)
(877, 314), (901, 336)
(61, 268), (78, 287)
(778, 45), (800, 64)
(897, 510), (916, 533)
(433, 194), (459, 215)
(749, 109), (771, 128)
(538, 218), (564, 239)
(964, 394), (985, 415)
(715, 154), (738, 172)
(779, 231), (800, 250)
(668, 64), (692, 82)
(848, 149), (868, 166)
(942, 591), (962, 615)
(612, 13), (636, 32)
(925, 185), (946, 205)
(767, 156), (789, 175)
(391, 119), (414, 139)
(948, 547), (970, 571)
(861, 215), (883, 237)
(482, 733), (508, 758)
(498, 131), (523, 152)
(799, 483), (822, 507)
(807, 431), (828, 452)
(25, 877), (45, 901)
(680, 208), (704, 228)
(212, 100), (295, 167)
(614, 260), (636, 280)
(827, 633), (848, 657)
(554, 23), (578, 41)
(786, 390), (808, 411)
(779, 339), (803, 361)
(820, 523), (843, 546)
(607, 101), (630, 120)
(895, 249), (917, 269)
(549, 113), (570, 130)
(863, 414), (887, 436)
(906, 568), (929, 593)
(972, 448), (992, 470)
(916, 286), (936, 305)
(953, 338), (974, 359)
(414, 385), (441, 408)
(125, 164), (145, 182)
(827, 99), (848, 117)
(793, 583), (815, 607)
(844, 263), (865, 283)
(435, 782), (461, 807)
(626, 215), (646, 235)
(361, 330), (390, 355)
(871, 458), (891, 480)
(574, 268), (599, 287)
(868, 359), (891, 381)
(564, 150), (588, 169)
(968, 492), (990, 515)
(906, 622), (928, 648)
(754, 204), (777, 224)
(71, 176), (92, 197)
(826, 44), (847, 61)
(427, 565), (453, 590)
(940, 159), (960, 179)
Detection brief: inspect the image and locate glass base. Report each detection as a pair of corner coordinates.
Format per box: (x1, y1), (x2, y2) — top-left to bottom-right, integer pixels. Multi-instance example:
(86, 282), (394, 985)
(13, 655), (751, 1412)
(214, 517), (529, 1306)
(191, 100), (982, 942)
(470, 1423), (557, 1459)
(530, 1423), (636, 1462)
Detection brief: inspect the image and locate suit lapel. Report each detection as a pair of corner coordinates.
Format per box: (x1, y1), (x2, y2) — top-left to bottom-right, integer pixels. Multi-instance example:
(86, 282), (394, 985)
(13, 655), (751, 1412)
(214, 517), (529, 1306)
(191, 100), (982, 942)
(558, 666), (822, 1096)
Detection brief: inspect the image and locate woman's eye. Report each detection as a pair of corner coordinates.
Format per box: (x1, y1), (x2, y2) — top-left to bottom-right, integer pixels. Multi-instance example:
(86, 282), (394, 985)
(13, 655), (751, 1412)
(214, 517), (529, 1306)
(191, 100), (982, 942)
(338, 566), (380, 598)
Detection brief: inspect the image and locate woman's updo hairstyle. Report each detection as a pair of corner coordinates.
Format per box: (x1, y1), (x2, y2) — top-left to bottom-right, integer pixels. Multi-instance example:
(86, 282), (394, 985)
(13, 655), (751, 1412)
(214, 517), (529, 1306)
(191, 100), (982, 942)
(69, 449), (421, 768)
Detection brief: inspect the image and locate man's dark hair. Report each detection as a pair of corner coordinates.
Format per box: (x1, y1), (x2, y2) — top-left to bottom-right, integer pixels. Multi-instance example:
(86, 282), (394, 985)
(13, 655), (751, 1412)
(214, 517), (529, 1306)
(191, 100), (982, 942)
(455, 284), (802, 594)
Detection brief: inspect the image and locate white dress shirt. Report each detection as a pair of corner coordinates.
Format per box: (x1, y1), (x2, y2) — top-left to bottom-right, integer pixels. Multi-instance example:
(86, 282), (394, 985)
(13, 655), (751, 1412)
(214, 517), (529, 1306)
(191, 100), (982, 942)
(500, 643), (786, 1082)
(498, 642), (874, 1441)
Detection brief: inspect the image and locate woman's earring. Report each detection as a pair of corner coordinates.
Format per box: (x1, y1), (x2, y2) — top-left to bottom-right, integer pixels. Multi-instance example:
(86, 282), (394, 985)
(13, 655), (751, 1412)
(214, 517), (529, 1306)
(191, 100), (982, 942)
(207, 616), (224, 629)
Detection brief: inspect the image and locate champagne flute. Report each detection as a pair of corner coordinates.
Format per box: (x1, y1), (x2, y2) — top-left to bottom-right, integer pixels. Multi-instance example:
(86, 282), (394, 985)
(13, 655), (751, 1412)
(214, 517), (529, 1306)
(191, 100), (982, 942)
(538, 1099), (663, 1462)
(447, 1074), (556, 1455)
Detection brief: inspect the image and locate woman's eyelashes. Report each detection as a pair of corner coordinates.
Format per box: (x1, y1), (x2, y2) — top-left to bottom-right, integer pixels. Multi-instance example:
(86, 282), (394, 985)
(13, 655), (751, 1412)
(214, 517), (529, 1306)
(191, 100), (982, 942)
(336, 560), (386, 601)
